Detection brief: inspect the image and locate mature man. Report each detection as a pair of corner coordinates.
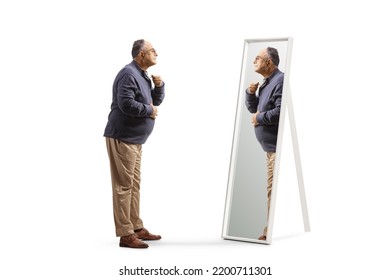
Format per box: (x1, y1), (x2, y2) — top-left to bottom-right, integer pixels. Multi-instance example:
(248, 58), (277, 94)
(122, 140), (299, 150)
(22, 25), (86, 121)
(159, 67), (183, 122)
(104, 39), (165, 248)
(245, 47), (283, 241)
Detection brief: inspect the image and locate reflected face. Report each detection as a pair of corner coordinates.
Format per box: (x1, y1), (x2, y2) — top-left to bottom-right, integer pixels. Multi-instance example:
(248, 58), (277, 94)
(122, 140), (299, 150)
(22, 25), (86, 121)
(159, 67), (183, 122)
(253, 49), (269, 76)
(141, 41), (158, 67)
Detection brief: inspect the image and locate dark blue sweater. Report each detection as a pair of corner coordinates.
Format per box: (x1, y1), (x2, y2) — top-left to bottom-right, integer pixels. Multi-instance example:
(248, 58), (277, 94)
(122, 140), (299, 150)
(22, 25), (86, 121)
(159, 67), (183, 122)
(104, 60), (165, 144)
(245, 68), (284, 152)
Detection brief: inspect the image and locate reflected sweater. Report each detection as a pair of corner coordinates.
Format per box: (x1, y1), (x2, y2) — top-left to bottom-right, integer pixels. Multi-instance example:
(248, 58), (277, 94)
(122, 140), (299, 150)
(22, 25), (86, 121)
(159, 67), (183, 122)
(245, 68), (284, 152)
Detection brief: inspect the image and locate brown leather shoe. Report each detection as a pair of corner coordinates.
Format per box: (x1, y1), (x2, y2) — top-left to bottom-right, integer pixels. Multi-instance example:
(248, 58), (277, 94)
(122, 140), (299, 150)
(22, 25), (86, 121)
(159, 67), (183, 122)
(258, 235), (267, 241)
(134, 228), (161, 240)
(119, 234), (149, 248)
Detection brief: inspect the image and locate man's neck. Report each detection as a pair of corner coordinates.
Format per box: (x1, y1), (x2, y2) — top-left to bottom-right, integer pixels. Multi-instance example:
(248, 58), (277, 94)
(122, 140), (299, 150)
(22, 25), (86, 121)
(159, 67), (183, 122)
(134, 58), (149, 71)
(263, 66), (277, 79)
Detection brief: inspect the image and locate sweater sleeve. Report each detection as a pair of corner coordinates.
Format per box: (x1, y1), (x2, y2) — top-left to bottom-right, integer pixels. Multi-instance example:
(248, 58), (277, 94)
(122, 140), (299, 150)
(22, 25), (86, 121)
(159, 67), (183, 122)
(151, 82), (165, 106)
(117, 74), (153, 118)
(245, 89), (259, 113)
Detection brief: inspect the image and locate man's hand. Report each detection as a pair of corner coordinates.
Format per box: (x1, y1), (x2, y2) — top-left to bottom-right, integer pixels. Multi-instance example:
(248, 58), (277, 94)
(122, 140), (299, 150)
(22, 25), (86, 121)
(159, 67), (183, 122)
(150, 103), (158, 119)
(251, 111), (260, 126)
(248, 82), (259, 95)
(151, 75), (163, 87)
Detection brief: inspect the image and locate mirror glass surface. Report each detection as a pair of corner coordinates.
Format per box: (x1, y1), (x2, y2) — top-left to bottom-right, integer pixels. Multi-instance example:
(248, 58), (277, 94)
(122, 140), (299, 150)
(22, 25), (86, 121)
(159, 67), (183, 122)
(222, 38), (292, 244)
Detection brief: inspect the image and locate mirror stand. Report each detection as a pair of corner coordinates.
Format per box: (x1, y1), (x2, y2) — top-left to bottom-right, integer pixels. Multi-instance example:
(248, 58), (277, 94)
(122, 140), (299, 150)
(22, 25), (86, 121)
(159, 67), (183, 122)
(286, 84), (310, 232)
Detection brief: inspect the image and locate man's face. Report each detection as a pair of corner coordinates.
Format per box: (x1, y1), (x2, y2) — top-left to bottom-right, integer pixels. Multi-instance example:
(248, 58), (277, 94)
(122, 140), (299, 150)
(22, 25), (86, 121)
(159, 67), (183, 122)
(140, 41), (158, 67)
(253, 49), (269, 75)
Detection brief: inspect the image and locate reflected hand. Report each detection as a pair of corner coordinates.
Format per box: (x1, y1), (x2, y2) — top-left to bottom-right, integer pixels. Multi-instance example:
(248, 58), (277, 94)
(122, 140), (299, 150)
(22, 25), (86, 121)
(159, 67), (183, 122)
(248, 82), (259, 95)
(252, 111), (260, 126)
(150, 103), (158, 119)
(151, 75), (163, 87)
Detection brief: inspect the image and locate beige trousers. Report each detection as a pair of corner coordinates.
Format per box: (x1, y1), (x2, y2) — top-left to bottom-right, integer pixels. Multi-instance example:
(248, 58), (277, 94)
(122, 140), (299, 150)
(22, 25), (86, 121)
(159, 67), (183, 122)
(263, 152), (276, 236)
(106, 138), (144, 237)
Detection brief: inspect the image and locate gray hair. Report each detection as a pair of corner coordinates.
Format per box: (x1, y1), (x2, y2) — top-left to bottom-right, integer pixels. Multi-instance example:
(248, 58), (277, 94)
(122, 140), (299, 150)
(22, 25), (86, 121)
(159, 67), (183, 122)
(132, 39), (145, 58)
(266, 47), (280, 67)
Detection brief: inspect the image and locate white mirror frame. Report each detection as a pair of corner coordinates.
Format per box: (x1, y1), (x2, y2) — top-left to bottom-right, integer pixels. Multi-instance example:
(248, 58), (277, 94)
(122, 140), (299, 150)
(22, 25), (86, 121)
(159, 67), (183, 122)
(222, 37), (293, 245)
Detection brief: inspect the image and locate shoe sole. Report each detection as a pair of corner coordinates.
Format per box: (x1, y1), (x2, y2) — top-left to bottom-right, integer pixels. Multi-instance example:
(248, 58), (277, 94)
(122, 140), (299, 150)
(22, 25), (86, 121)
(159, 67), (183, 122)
(119, 243), (149, 249)
(138, 237), (161, 241)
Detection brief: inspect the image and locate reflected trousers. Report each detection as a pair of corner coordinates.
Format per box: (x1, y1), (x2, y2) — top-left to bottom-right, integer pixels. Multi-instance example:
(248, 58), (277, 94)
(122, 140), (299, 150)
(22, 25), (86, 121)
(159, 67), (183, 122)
(263, 152), (276, 236)
(106, 137), (144, 237)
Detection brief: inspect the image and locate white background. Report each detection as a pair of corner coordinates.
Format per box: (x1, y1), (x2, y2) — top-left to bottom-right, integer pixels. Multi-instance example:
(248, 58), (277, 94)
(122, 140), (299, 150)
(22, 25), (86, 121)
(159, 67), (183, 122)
(1, 0), (389, 279)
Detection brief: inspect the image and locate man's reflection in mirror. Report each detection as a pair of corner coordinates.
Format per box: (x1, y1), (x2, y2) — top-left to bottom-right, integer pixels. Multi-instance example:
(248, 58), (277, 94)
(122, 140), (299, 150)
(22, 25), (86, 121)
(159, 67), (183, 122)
(245, 47), (283, 241)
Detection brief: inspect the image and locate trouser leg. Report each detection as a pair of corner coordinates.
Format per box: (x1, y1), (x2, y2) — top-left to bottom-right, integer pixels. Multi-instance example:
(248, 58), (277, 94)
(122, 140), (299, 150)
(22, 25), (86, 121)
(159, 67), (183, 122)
(129, 144), (143, 231)
(106, 138), (144, 237)
(263, 152), (276, 236)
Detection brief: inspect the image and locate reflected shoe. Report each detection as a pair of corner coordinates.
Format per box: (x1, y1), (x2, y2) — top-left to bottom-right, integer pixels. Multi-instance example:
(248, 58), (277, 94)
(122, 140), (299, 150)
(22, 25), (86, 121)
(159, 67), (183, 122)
(258, 235), (267, 241)
(134, 228), (161, 240)
(119, 234), (149, 248)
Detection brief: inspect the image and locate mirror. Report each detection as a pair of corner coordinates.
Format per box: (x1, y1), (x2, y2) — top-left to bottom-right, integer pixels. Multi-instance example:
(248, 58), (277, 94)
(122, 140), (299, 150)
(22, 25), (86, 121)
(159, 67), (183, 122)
(222, 38), (293, 244)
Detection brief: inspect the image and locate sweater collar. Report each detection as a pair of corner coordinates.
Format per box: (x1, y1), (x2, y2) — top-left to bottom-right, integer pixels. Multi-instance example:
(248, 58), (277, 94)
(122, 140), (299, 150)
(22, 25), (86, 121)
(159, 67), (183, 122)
(267, 68), (281, 82)
(131, 60), (150, 81)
